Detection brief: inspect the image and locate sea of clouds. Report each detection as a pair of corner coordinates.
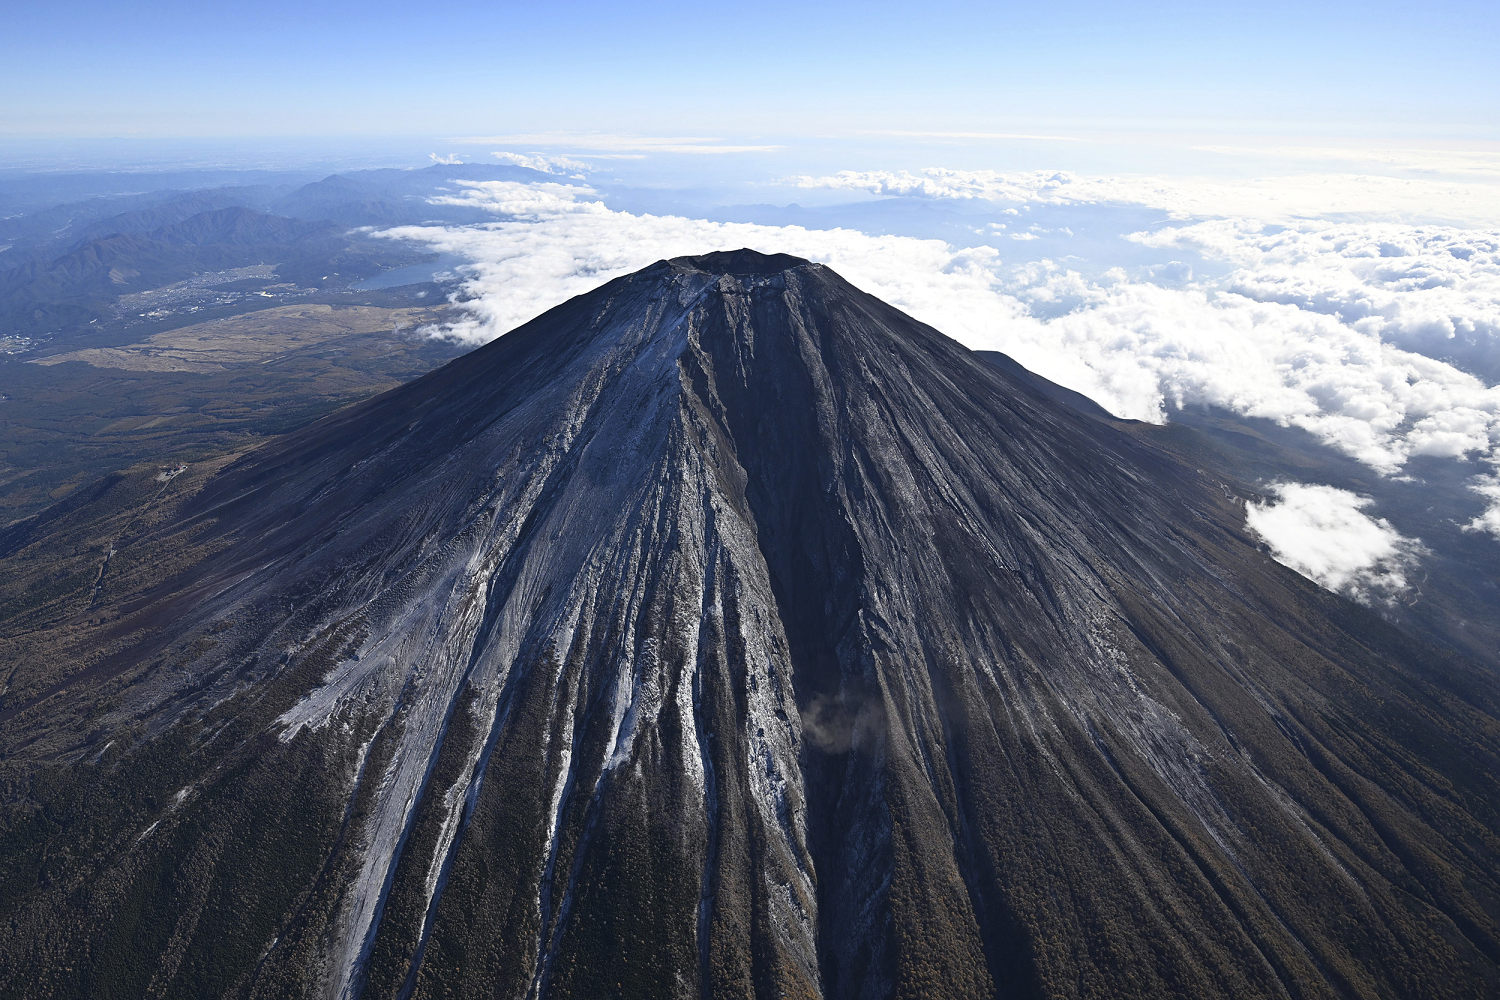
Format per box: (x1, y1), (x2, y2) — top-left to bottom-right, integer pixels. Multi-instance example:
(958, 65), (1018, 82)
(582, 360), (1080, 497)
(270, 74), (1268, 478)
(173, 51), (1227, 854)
(379, 156), (1500, 601)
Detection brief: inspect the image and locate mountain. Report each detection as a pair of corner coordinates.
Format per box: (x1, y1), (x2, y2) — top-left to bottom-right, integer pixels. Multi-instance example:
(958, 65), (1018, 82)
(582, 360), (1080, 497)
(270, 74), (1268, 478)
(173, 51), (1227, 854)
(1, 250), (1497, 1000)
(0, 206), (424, 339)
(0, 163), (556, 343)
(0, 163), (567, 349)
(0, 186), (285, 265)
(0, 207), (330, 305)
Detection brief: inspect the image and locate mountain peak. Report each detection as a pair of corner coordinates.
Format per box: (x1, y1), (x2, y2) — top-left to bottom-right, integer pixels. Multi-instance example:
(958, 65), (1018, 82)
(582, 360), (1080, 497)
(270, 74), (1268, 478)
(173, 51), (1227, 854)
(668, 247), (814, 277)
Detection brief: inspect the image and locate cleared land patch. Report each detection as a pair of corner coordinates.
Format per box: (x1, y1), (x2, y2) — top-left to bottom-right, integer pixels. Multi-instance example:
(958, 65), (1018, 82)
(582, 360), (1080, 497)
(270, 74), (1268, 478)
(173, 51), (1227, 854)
(34, 304), (438, 373)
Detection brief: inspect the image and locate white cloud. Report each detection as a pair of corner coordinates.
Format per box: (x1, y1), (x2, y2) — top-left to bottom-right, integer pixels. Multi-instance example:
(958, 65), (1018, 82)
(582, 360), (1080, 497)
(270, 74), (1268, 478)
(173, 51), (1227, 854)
(490, 150), (590, 176)
(791, 167), (1500, 226)
(792, 168), (1084, 203)
(1464, 473), (1500, 538)
(1134, 220), (1500, 379)
(1244, 483), (1425, 603)
(428, 179), (608, 219)
(1192, 144), (1500, 180)
(1012, 267), (1500, 473)
(428, 152), (463, 165)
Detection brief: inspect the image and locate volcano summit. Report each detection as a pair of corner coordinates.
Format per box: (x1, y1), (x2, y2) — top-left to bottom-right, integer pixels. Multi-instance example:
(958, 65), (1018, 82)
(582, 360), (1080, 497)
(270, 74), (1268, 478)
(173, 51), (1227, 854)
(1, 250), (1497, 999)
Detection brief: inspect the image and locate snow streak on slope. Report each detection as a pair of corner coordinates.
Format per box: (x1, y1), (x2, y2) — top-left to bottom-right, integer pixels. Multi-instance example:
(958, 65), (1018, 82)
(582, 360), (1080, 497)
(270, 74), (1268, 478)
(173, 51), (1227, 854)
(247, 267), (816, 998)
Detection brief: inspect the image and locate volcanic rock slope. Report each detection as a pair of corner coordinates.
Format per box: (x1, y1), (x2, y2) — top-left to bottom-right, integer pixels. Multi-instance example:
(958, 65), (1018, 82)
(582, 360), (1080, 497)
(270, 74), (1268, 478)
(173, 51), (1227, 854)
(2, 250), (1498, 1000)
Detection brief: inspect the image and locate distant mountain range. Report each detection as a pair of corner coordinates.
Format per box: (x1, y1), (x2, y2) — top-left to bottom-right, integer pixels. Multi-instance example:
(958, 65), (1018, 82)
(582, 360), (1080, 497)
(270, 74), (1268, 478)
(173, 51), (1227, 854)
(1, 251), (1495, 999)
(0, 164), (555, 341)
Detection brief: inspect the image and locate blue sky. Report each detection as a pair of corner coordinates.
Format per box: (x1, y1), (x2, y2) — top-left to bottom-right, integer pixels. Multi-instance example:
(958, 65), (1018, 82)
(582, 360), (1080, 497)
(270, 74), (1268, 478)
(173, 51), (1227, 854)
(4, 0), (1496, 143)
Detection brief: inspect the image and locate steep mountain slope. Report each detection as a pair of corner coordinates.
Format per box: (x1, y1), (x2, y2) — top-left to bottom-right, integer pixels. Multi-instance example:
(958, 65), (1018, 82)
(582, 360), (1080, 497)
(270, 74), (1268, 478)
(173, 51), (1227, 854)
(977, 350), (1500, 669)
(1, 250), (1497, 1000)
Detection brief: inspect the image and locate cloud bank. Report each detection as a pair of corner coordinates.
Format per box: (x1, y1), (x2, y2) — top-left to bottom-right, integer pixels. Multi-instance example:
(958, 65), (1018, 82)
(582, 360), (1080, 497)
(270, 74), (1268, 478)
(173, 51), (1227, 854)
(1190, 144), (1500, 180)
(1464, 473), (1500, 536)
(1134, 220), (1500, 380)
(1245, 483), (1425, 604)
(791, 167), (1500, 226)
(428, 179), (607, 219)
(490, 151), (590, 176)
